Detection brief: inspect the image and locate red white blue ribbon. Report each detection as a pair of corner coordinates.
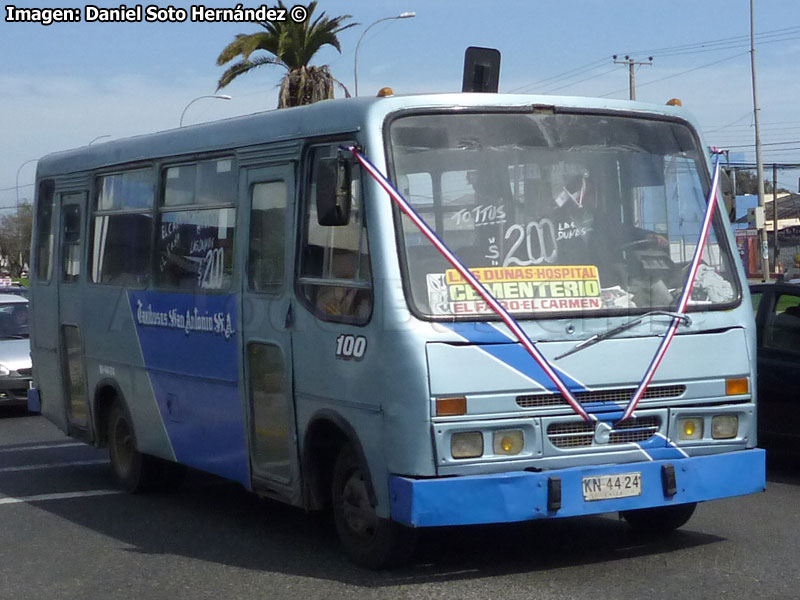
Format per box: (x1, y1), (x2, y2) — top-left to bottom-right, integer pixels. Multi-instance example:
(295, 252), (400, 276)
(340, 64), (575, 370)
(345, 146), (591, 422)
(618, 157), (723, 422)
(348, 145), (722, 425)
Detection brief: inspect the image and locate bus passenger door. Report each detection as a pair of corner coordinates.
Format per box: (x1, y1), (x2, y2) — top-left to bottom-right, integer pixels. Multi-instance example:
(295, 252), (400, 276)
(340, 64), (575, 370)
(240, 163), (301, 502)
(56, 191), (91, 438)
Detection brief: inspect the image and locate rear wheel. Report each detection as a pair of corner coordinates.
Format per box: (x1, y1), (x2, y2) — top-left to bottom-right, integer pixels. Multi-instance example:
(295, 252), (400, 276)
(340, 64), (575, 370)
(331, 443), (416, 569)
(106, 400), (161, 493)
(621, 502), (697, 533)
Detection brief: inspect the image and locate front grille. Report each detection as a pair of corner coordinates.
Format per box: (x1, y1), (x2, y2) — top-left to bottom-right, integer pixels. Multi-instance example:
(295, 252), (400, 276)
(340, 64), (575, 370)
(547, 416), (661, 449)
(608, 416), (661, 444)
(517, 385), (685, 409)
(547, 421), (594, 448)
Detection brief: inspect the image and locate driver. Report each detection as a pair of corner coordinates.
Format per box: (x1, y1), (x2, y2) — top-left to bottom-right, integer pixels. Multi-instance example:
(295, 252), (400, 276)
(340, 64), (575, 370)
(550, 171), (597, 265)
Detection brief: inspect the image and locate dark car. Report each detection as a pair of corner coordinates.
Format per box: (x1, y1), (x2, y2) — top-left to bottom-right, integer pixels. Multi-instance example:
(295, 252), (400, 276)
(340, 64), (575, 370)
(0, 286), (28, 299)
(750, 282), (800, 447)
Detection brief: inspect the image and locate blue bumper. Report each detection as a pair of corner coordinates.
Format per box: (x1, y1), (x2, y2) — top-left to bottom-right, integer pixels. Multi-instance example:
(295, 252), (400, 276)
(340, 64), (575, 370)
(390, 449), (765, 527)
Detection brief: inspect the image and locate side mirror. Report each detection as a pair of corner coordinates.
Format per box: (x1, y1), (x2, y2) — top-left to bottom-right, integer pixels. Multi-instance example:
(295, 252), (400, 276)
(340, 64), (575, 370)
(316, 155), (353, 226)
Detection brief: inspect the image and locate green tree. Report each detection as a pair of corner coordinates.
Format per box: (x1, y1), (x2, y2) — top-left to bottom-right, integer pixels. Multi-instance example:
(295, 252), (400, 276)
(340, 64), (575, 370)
(0, 203), (32, 276)
(735, 169), (759, 195)
(216, 1), (356, 108)
(733, 169), (789, 196)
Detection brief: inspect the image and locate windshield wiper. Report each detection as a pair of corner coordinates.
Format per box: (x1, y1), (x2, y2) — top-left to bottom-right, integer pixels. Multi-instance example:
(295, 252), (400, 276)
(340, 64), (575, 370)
(554, 311), (692, 360)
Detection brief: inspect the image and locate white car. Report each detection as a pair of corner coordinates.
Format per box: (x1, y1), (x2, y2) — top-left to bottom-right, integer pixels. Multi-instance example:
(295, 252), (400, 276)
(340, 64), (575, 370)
(0, 294), (31, 406)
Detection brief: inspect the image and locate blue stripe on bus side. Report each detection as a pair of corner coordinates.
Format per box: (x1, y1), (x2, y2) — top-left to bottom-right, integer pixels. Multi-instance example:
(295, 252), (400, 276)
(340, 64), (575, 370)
(128, 291), (249, 486)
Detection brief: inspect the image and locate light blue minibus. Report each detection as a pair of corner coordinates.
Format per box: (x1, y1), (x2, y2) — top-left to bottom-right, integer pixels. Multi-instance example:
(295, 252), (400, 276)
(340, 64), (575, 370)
(30, 93), (765, 567)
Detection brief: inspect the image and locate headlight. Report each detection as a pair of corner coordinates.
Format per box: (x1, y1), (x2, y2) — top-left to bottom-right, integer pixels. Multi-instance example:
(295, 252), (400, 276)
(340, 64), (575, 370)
(451, 432), (483, 459)
(712, 415), (739, 439)
(677, 417), (703, 440)
(0, 364), (9, 377)
(493, 430), (524, 455)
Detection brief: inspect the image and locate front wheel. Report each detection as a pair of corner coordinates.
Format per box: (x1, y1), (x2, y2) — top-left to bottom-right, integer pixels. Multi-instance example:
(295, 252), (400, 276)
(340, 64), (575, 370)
(620, 502), (697, 534)
(331, 443), (416, 569)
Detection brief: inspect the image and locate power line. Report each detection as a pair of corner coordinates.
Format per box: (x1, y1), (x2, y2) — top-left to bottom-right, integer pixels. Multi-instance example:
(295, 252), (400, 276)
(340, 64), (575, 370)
(599, 51), (747, 98)
(620, 26), (800, 58)
(539, 66), (620, 94)
(724, 140), (800, 149)
(702, 111), (753, 134)
(638, 32), (800, 58)
(0, 202), (33, 211)
(0, 183), (34, 193)
(706, 123), (800, 134)
(508, 26), (800, 97)
(507, 58), (609, 93)
(709, 123), (800, 131)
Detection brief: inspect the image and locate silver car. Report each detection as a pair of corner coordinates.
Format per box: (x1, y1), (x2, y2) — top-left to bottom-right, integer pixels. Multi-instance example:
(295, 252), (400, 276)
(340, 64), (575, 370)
(0, 294), (31, 406)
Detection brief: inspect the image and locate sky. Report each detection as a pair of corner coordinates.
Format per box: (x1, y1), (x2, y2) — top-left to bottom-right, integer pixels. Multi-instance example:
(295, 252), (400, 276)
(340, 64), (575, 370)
(2, 0), (800, 211)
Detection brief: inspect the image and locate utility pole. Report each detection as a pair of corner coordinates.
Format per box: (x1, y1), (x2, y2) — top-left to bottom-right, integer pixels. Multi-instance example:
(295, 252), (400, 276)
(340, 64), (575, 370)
(750, 0), (770, 281)
(773, 163), (780, 272)
(612, 55), (653, 100)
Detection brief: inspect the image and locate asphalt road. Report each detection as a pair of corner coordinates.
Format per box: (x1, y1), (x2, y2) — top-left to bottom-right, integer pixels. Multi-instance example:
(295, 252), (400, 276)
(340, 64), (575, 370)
(1, 406), (799, 600)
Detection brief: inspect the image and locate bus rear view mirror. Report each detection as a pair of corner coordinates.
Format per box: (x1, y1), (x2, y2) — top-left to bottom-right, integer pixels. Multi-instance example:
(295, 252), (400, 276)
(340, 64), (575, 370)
(316, 156), (352, 226)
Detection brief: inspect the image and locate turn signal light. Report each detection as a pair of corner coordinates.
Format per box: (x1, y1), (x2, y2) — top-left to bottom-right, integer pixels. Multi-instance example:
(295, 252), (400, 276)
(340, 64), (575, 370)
(436, 396), (466, 417)
(725, 378), (749, 396)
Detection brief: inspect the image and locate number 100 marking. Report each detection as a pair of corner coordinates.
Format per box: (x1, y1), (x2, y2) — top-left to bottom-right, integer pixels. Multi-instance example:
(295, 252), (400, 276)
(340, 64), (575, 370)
(335, 334), (367, 360)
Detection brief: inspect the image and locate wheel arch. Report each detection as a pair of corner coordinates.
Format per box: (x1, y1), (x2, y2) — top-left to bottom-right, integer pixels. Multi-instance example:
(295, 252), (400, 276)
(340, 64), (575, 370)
(93, 378), (127, 448)
(302, 409), (377, 511)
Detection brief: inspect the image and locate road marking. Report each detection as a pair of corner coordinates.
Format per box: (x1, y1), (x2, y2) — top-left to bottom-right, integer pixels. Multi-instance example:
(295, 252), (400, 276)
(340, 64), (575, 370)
(0, 442), (85, 453)
(0, 490), (122, 505)
(0, 459), (109, 473)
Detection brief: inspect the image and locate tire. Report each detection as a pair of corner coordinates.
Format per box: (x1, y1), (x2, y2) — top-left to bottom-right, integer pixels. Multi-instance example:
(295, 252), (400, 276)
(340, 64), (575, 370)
(106, 400), (161, 493)
(331, 443), (417, 569)
(621, 502), (697, 534)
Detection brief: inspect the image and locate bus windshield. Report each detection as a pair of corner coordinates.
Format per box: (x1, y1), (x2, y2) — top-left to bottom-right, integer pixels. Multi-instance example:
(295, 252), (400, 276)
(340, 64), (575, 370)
(389, 112), (740, 319)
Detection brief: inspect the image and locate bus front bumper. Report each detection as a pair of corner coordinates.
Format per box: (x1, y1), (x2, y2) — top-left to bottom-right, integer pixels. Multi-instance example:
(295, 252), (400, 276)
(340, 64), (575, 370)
(389, 449), (765, 527)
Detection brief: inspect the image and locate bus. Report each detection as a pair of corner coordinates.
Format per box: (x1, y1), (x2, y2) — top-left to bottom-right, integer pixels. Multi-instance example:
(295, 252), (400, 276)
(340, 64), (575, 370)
(29, 92), (765, 568)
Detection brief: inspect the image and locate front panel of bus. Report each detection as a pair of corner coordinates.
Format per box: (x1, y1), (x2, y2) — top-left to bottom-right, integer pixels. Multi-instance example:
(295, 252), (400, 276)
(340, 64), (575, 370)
(376, 107), (763, 526)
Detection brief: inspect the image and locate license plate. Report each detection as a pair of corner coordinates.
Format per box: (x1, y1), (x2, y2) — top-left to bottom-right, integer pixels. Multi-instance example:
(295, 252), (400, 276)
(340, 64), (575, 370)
(582, 472), (642, 501)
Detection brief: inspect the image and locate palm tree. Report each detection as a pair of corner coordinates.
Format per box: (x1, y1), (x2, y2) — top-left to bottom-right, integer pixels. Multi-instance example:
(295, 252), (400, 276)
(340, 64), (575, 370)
(216, 1), (357, 108)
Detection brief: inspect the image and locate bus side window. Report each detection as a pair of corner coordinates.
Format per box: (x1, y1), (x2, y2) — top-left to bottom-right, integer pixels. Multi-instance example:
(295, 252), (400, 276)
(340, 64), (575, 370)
(91, 169), (154, 286)
(299, 144), (372, 324)
(61, 200), (83, 283)
(248, 181), (286, 292)
(156, 159), (236, 291)
(34, 180), (55, 282)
